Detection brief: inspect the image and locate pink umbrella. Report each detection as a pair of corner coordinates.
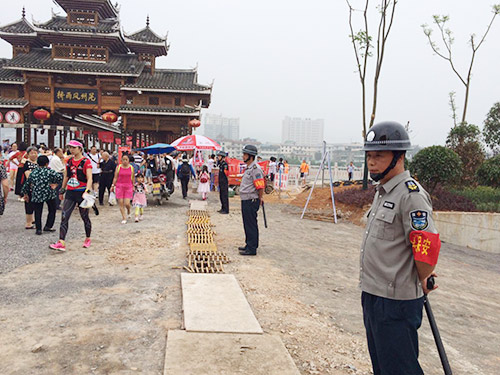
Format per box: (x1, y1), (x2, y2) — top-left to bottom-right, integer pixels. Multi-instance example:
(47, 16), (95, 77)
(171, 135), (222, 151)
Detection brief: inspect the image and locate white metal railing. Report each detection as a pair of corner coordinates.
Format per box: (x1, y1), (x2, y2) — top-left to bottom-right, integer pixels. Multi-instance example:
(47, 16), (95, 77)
(282, 163), (364, 189)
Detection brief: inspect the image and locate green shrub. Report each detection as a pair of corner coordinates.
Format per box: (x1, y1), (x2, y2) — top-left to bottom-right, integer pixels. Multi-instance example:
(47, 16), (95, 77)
(410, 146), (462, 193)
(475, 202), (500, 212)
(476, 155), (500, 188)
(450, 186), (500, 212)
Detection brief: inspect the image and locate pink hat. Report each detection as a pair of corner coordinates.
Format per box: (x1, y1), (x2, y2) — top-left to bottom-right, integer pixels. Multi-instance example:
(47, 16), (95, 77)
(68, 140), (83, 148)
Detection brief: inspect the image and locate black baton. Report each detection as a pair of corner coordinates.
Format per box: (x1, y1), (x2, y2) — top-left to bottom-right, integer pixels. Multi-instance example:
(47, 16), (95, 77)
(261, 201), (268, 228)
(425, 276), (452, 375)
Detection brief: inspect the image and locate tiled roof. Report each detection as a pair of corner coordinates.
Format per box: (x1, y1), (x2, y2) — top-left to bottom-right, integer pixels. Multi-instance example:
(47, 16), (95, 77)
(0, 67), (25, 83)
(0, 18), (36, 34)
(59, 112), (121, 133)
(0, 97), (29, 108)
(122, 69), (211, 92)
(54, 0), (119, 19)
(125, 27), (165, 44)
(35, 16), (119, 34)
(120, 105), (199, 115)
(3, 48), (145, 76)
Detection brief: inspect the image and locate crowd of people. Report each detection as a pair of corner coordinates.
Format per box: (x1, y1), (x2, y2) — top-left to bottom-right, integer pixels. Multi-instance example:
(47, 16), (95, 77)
(0, 139), (236, 247)
(1, 138), (311, 250)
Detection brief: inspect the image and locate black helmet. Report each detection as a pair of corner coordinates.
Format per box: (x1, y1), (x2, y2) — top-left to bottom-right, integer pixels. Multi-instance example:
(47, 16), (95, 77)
(217, 150), (226, 157)
(242, 144), (258, 156)
(362, 121), (411, 151)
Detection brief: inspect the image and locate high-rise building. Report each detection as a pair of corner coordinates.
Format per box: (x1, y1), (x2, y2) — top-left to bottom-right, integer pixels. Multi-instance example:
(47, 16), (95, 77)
(203, 114), (240, 141)
(281, 117), (324, 146)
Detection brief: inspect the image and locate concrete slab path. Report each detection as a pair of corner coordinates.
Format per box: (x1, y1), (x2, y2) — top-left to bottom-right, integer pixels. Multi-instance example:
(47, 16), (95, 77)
(181, 273), (263, 334)
(164, 330), (300, 375)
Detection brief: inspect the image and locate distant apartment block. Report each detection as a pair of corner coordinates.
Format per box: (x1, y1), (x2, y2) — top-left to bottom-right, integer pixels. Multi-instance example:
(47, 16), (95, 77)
(203, 113), (240, 141)
(281, 116), (324, 146)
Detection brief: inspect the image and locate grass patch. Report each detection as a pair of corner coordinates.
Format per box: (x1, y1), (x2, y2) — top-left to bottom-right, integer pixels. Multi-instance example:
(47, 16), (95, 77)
(451, 186), (500, 212)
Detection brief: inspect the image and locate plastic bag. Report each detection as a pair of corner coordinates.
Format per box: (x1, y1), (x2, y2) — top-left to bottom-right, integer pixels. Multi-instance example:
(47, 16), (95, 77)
(108, 191), (117, 206)
(80, 191), (96, 209)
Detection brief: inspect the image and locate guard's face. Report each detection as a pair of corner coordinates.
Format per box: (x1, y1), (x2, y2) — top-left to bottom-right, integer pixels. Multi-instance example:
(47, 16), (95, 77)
(366, 151), (393, 174)
(243, 153), (250, 162)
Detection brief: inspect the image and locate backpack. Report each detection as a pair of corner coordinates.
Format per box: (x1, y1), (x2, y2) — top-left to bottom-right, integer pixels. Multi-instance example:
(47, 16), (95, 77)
(180, 163), (191, 178)
(200, 173), (209, 183)
(67, 157), (88, 183)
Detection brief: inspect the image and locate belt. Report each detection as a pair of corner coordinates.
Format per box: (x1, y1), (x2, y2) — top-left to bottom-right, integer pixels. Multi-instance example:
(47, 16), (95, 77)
(242, 198), (260, 202)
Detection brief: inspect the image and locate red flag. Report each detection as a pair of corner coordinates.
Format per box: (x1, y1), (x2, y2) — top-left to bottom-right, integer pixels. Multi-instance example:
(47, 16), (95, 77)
(410, 231), (441, 266)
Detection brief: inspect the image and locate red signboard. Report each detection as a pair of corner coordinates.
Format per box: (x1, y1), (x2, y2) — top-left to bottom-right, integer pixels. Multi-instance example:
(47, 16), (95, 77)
(98, 131), (114, 143)
(115, 138), (122, 145)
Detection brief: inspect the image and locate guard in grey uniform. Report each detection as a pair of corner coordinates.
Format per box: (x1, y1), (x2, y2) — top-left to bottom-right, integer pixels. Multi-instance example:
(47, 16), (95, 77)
(360, 121), (442, 375)
(238, 145), (265, 256)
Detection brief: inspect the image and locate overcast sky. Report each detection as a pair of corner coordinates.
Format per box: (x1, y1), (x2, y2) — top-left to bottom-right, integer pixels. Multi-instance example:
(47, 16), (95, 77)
(1, 0), (499, 147)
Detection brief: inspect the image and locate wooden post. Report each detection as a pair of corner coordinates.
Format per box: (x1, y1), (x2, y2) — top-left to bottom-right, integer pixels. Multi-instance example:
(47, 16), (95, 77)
(97, 77), (102, 115)
(16, 128), (22, 144)
(48, 129), (55, 149)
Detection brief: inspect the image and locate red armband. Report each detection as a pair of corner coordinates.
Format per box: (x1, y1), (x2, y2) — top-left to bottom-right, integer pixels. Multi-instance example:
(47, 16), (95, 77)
(253, 178), (265, 190)
(409, 231), (441, 266)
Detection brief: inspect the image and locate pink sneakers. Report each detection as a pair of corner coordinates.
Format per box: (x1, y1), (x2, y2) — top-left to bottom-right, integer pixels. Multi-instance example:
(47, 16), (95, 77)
(49, 241), (66, 252)
(82, 238), (91, 248)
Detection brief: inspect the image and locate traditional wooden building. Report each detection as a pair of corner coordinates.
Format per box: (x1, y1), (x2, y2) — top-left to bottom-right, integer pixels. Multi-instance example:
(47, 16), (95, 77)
(0, 0), (211, 149)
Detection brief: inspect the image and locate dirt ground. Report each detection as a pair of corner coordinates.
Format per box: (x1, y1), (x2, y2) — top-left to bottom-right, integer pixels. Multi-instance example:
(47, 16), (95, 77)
(0, 188), (499, 375)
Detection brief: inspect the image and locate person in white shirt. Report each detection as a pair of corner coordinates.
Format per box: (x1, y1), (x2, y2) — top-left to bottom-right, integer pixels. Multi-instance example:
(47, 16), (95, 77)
(86, 146), (101, 191)
(49, 148), (65, 209)
(347, 161), (354, 181)
(268, 157), (277, 182)
(7, 142), (19, 190)
(207, 154), (215, 191)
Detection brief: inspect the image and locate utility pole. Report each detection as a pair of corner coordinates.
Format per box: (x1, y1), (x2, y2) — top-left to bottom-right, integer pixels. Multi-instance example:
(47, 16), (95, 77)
(321, 141), (326, 187)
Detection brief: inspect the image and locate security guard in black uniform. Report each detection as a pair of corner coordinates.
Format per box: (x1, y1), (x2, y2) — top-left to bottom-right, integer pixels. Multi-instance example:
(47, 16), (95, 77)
(360, 121), (441, 375)
(238, 145), (265, 256)
(217, 150), (229, 214)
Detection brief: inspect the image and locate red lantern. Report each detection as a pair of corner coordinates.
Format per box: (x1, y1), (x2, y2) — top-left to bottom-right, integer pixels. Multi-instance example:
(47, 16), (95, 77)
(102, 111), (118, 123)
(33, 108), (51, 122)
(188, 119), (201, 128)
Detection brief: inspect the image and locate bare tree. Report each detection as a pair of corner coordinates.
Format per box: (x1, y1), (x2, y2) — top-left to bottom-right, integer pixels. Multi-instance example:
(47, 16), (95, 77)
(346, 0), (399, 188)
(448, 91), (458, 127)
(422, 5), (500, 124)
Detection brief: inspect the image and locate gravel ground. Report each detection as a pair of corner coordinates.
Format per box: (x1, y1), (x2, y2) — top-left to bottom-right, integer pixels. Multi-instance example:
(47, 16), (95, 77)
(0, 195), (71, 274)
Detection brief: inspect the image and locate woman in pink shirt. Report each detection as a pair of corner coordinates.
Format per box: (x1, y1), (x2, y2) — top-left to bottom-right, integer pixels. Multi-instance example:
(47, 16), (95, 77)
(111, 153), (135, 224)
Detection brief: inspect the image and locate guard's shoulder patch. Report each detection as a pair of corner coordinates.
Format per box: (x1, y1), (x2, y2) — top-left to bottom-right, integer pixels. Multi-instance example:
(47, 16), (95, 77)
(410, 210), (429, 230)
(405, 180), (420, 193)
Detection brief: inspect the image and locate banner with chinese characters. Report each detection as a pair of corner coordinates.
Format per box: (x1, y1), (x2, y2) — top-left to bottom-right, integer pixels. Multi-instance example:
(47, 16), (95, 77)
(98, 131), (114, 143)
(54, 88), (98, 104)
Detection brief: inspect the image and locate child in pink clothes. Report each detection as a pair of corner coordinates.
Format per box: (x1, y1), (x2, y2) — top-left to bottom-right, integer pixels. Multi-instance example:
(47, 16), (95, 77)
(132, 173), (147, 222)
(197, 165), (210, 200)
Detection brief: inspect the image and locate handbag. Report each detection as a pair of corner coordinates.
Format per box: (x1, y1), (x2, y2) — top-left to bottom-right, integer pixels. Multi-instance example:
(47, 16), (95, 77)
(108, 191), (117, 206)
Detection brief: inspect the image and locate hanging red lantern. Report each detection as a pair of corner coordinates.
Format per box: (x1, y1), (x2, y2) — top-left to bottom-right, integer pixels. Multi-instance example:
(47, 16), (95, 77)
(33, 108), (51, 122)
(102, 111), (118, 123)
(188, 119), (201, 128)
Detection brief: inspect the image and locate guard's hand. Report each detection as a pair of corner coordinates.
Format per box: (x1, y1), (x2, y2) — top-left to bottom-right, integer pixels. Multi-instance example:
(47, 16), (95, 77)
(422, 272), (438, 295)
(260, 198), (264, 206)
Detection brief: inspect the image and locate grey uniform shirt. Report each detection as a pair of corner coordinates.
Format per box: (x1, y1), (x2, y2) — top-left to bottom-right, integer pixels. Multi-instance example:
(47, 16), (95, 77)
(239, 161), (264, 200)
(359, 170), (437, 300)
